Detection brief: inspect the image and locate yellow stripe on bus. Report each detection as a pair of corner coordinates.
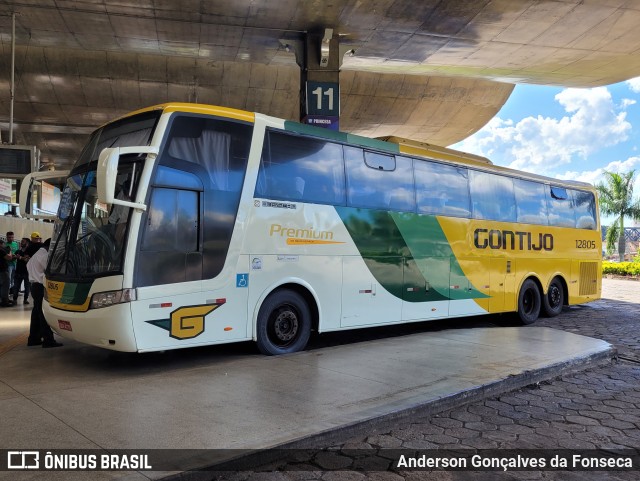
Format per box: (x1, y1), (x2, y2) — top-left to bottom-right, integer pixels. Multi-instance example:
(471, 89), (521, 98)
(48, 299), (91, 312)
(162, 103), (255, 122)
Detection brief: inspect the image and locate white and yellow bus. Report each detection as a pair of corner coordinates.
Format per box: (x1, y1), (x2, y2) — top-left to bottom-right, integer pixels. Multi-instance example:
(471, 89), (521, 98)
(39, 103), (601, 354)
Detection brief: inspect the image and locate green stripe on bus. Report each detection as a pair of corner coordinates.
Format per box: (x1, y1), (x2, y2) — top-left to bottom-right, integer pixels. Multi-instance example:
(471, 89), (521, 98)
(61, 282), (92, 305)
(390, 212), (488, 300)
(336, 207), (447, 302)
(346, 134), (399, 153)
(284, 121), (348, 142)
(283, 121), (399, 154)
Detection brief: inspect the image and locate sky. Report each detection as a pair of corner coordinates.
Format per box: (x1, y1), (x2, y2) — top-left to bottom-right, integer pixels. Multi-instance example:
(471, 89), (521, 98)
(452, 78), (640, 227)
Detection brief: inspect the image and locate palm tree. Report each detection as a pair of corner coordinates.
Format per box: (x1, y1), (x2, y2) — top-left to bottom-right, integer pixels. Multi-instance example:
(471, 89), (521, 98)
(596, 170), (640, 261)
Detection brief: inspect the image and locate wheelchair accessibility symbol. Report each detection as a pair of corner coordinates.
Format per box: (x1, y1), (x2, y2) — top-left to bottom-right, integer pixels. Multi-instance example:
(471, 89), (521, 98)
(236, 273), (249, 288)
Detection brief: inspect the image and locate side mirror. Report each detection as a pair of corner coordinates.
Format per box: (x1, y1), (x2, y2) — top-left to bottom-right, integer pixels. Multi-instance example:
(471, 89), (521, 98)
(97, 146), (158, 211)
(18, 170), (70, 220)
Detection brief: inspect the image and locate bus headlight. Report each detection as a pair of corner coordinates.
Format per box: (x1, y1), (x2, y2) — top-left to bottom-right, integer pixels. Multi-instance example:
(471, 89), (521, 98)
(90, 288), (137, 309)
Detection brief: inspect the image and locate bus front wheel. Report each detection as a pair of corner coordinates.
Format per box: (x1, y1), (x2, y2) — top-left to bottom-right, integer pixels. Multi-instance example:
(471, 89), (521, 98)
(516, 279), (541, 325)
(542, 277), (564, 318)
(256, 289), (311, 355)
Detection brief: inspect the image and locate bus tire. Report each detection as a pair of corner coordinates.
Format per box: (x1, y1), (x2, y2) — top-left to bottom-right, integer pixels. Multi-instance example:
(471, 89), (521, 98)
(256, 289), (311, 355)
(516, 279), (541, 325)
(542, 277), (564, 318)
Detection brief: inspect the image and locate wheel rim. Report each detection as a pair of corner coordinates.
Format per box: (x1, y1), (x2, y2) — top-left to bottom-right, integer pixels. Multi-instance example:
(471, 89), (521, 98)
(269, 305), (299, 346)
(548, 284), (561, 308)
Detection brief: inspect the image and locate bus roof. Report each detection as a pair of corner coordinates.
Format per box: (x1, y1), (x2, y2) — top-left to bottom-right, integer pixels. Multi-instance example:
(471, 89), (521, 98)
(105, 102), (256, 127)
(114, 103), (594, 192)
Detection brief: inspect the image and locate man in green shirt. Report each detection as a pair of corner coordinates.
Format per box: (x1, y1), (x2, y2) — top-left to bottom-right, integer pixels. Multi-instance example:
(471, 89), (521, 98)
(5, 231), (18, 292)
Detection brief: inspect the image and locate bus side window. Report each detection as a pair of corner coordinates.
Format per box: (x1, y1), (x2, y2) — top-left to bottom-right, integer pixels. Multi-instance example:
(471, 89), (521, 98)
(165, 115), (251, 196)
(513, 178), (549, 225)
(168, 131), (231, 191)
(572, 189), (597, 230)
(415, 161), (470, 218)
(138, 187), (201, 286)
(547, 185), (576, 228)
(256, 130), (345, 205)
(469, 170), (516, 222)
(345, 147), (415, 212)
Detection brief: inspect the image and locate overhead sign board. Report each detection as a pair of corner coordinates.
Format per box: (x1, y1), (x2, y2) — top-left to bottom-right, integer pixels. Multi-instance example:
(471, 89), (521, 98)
(0, 145), (38, 178)
(305, 81), (340, 117)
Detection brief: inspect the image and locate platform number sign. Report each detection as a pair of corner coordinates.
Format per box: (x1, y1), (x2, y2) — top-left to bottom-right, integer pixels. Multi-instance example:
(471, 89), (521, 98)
(306, 81), (340, 117)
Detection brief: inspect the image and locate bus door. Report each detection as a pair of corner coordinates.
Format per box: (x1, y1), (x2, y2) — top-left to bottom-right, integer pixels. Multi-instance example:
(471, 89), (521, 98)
(130, 182), (249, 349)
(341, 256), (402, 327)
(130, 186), (205, 349)
(489, 257), (516, 312)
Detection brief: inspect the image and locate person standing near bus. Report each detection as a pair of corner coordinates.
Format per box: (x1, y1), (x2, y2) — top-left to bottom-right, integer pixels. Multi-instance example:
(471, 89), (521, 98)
(5, 231), (18, 293)
(0, 239), (13, 307)
(24, 232), (43, 259)
(12, 237), (31, 304)
(27, 238), (63, 348)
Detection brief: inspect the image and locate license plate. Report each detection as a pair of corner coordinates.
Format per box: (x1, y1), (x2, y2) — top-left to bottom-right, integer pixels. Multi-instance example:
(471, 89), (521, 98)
(58, 320), (72, 331)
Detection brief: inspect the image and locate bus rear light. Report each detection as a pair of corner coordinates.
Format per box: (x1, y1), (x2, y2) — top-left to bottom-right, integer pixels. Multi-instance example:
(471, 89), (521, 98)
(90, 288), (137, 310)
(224, 327), (233, 331)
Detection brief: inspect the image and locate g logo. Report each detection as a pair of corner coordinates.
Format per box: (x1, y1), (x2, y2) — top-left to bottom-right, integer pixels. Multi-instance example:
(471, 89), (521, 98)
(170, 305), (219, 340)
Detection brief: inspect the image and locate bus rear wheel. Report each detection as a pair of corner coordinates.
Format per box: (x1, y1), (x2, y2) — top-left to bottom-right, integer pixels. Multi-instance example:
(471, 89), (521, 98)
(542, 277), (564, 318)
(256, 289), (311, 355)
(516, 279), (541, 325)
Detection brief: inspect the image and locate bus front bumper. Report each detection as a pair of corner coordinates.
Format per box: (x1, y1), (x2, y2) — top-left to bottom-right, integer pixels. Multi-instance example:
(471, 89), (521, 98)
(43, 301), (138, 352)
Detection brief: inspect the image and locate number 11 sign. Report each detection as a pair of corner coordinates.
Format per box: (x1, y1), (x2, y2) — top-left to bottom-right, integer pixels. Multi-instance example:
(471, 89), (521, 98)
(305, 81), (340, 117)
(304, 81), (340, 130)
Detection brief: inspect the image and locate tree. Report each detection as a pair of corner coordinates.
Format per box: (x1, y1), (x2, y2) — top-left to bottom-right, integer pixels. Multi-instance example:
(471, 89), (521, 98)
(596, 170), (640, 261)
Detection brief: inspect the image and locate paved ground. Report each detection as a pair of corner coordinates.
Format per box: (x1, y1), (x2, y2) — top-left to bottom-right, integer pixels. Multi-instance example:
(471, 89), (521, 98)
(207, 278), (640, 480)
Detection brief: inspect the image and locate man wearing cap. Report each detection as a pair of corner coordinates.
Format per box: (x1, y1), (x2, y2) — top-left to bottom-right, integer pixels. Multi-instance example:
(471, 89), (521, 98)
(23, 232), (43, 261)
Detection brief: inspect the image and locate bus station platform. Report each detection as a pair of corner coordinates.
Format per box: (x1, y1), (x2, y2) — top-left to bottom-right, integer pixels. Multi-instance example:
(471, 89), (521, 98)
(0, 304), (613, 480)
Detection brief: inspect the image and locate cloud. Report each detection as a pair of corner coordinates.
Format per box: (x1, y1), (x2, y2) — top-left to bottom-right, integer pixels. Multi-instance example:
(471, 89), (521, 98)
(556, 156), (640, 185)
(626, 77), (640, 93)
(455, 87), (632, 175)
(561, 156), (640, 227)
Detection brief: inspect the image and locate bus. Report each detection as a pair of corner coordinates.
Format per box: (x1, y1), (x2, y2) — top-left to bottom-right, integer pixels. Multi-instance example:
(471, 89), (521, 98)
(38, 102), (601, 355)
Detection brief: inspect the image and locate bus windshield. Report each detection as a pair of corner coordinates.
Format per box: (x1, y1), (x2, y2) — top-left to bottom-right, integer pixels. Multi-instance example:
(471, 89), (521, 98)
(47, 111), (159, 280)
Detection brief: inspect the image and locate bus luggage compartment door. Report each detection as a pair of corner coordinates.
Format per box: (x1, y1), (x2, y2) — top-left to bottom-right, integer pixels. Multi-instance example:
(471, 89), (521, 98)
(341, 256), (402, 327)
(401, 256), (449, 321)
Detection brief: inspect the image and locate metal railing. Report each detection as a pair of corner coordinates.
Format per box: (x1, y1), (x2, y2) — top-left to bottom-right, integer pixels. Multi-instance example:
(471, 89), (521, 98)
(601, 227), (640, 241)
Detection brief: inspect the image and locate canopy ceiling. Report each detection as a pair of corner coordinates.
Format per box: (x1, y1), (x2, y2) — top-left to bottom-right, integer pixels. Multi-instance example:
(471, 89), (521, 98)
(1, 0), (640, 170)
